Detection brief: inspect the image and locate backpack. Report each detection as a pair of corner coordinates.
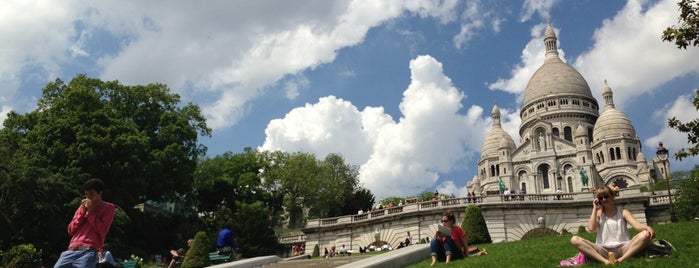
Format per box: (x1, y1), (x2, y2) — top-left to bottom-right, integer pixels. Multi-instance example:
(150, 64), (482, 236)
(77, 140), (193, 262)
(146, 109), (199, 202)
(645, 239), (676, 258)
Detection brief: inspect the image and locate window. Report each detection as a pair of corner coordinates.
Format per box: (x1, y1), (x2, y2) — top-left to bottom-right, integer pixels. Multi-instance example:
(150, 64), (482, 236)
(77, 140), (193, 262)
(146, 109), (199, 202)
(552, 128), (560, 137)
(564, 126), (572, 141)
(539, 165), (550, 189)
(615, 147), (621, 160)
(610, 148), (616, 160)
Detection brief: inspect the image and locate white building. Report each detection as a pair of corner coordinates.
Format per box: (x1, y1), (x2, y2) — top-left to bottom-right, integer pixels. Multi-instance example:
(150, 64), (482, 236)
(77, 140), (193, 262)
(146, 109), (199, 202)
(469, 23), (671, 195)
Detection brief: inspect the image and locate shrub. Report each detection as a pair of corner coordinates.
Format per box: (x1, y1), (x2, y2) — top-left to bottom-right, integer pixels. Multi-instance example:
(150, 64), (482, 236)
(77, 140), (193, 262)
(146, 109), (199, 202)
(675, 165), (699, 221)
(312, 244), (320, 257)
(577, 225), (587, 234)
(461, 205), (492, 245)
(561, 228), (571, 235)
(181, 231), (211, 268)
(1, 244), (42, 268)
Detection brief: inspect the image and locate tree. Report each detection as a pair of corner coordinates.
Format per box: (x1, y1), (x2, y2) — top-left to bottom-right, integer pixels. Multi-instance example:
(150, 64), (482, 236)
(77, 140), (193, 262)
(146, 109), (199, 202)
(675, 165), (699, 221)
(193, 148), (266, 215)
(663, 0), (699, 160)
(341, 187), (375, 215)
(0, 75), (210, 264)
(663, 0), (699, 49)
(232, 201), (279, 257)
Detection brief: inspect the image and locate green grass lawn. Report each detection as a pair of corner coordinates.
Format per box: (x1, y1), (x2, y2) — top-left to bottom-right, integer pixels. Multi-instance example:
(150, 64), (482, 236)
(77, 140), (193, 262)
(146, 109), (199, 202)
(408, 221), (699, 268)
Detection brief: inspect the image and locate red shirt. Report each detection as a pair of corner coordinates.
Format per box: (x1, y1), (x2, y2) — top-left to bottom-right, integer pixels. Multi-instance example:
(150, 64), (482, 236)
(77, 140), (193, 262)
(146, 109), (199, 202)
(67, 201), (115, 250)
(440, 225), (467, 255)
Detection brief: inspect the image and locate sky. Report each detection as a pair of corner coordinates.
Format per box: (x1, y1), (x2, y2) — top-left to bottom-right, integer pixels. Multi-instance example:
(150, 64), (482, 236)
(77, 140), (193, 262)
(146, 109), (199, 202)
(2, 0), (699, 201)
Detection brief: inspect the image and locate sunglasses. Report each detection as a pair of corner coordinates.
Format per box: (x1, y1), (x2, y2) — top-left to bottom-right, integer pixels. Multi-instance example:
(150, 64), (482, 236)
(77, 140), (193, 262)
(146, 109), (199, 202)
(441, 220), (449, 223)
(597, 195), (611, 200)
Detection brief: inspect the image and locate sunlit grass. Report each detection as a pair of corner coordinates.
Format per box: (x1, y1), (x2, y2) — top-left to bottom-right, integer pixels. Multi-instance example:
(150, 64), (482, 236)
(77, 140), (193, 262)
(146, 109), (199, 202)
(408, 221), (699, 268)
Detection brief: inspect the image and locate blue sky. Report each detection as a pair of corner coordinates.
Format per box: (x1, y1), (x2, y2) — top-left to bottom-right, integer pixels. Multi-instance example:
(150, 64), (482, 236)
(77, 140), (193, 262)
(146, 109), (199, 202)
(2, 0), (698, 200)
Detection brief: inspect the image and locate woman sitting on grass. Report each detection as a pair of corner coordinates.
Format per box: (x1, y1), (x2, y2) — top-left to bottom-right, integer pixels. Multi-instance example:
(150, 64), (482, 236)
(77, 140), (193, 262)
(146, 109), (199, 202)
(570, 186), (655, 264)
(430, 210), (468, 266)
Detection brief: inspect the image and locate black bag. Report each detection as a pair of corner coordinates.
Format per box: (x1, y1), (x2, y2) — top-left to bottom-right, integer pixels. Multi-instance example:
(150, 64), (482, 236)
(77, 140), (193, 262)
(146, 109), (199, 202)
(645, 239), (676, 258)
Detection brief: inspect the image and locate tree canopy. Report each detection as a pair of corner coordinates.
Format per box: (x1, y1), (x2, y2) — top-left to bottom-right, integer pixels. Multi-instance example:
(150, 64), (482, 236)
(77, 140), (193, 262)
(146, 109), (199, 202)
(663, 0), (699, 160)
(0, 74), (210, 263)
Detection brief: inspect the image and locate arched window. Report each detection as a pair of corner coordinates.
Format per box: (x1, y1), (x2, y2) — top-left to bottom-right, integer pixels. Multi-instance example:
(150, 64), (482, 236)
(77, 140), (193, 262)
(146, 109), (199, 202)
(490, 165), (496, 177)
(615, 147), (621, 160)
(567, 177), (573, 193)
(600, 151), (605, 163)
(552, 128), (560, 137)
(610, 148), (616, 160)
(564, 126), (572, 141)
(539, 164), (550, 189)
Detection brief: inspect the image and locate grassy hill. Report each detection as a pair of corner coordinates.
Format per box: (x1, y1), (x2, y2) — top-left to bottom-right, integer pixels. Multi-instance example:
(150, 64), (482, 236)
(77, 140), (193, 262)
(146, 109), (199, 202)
(408, 221), (699, 268)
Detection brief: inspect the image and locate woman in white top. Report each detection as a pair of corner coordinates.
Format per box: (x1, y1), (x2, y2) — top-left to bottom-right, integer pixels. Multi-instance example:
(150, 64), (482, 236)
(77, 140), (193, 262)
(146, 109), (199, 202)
(570, 186), (655, 264)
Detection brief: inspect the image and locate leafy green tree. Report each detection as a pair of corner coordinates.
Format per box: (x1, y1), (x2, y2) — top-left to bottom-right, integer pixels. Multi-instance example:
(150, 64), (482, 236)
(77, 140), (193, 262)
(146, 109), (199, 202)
(0, 75), (210, 263)
(1, 244), (42, 268)
(341, 187), (375, 215)
(663, 0), (699, 49)
(663, 0), (699, 160)
(193, 148), (266, 215)
(675, 165), (699, 221)
(232, 201), (279, 257)
(461, 205), (491, 245)
(310, 153), (359, 218)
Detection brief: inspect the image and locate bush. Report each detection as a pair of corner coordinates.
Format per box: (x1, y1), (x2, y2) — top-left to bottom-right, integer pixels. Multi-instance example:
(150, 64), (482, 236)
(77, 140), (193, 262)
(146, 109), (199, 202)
(461, 205), (492, 245)
(312, 244), (320, 257)
(1, 244), (42, 268)
(674, 165), (699, 221)
(577, 225), (587, 234)
(561, 228), (571, 235)
(181, 231), (211, 268)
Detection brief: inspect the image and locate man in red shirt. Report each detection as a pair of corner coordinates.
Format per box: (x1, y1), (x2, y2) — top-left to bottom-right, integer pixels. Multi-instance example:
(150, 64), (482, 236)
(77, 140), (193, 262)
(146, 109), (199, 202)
(54, 178), (115, 268)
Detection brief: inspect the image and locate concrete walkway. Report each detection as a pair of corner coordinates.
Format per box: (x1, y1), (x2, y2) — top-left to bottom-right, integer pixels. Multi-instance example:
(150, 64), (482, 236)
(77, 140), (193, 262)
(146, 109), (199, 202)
(208, 244), (430, 268)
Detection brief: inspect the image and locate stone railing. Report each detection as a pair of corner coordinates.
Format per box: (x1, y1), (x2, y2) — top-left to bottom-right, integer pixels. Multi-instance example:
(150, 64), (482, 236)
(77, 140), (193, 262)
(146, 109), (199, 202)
(277, 232), (306, 244)
(305, 189), (670, 229)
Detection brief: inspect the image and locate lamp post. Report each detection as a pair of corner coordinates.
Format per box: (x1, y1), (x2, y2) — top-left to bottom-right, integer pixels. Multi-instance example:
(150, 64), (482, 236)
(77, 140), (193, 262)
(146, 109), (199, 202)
(656, 142), (677, 222)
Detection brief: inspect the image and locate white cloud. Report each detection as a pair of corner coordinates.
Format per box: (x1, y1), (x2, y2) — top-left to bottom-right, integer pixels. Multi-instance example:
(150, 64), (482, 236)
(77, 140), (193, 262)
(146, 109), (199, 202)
(453, 1), (505, 49)
(488, 23), (567, 100)
(573, 0), (699, 110)
(0, 105), (12, 126)
(645, 92), (699, 169)
(284, 75), (309, 100)
(520, 0), (558, 22)
(436, 180), (470, 198)
(261, 55), (491, 199)
(1, 1), (463, 130)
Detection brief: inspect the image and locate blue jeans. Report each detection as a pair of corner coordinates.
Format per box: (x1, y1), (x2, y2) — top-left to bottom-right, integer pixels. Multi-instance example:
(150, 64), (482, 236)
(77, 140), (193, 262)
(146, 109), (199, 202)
(430, 235), (463, 262)
(54, 249), (97, 268)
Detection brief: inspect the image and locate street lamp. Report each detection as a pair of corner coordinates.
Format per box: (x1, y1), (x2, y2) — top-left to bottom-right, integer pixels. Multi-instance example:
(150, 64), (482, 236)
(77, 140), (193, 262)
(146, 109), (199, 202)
(656, 142), (677, 222)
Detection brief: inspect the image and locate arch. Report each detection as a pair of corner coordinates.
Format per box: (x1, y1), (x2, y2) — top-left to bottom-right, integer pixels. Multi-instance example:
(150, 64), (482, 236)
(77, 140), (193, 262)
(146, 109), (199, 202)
(535, 127), (546, 150)
(552, 128), (560, 138)
(615, 147), (621, 160)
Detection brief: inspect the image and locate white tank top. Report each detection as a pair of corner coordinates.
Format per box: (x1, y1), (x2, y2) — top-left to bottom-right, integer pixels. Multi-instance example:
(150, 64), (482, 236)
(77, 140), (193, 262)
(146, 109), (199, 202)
(595, 206), (631, 248)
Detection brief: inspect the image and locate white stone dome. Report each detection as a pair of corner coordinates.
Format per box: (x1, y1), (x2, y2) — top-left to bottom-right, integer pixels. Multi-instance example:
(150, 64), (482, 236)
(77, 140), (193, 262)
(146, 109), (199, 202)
(522, 24), (595, 108)
(593, 108), (636, 141)
(481, 128), (515, 158)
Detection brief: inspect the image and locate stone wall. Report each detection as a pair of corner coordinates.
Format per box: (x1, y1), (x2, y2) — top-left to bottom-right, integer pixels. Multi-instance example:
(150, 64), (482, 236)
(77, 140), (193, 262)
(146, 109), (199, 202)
(300, 189), (673, 253)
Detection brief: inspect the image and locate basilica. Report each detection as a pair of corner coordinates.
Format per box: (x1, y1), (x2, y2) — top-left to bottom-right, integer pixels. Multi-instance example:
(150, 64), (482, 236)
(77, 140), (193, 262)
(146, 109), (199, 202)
(468, 24), (671, 195)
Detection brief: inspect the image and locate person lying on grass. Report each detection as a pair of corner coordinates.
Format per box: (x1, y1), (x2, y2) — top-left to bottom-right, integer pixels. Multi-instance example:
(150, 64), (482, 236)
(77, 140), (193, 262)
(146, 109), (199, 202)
(570, 186), (655, 264)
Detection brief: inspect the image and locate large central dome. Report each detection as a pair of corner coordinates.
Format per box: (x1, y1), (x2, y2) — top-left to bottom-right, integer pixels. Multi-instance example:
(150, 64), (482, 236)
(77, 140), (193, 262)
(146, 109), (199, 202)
(522, 24), (594, 108)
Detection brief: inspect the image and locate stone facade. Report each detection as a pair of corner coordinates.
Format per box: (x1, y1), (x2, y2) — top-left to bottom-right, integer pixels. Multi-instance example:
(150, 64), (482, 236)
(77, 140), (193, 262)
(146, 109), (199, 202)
(299, 190), (673, 253)
(469, 23), (670, 196)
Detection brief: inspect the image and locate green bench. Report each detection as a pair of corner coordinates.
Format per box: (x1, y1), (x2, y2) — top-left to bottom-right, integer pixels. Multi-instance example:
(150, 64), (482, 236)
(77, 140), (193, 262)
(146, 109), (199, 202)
(120, 260), (138, 268)
(209, 252), (233, 264)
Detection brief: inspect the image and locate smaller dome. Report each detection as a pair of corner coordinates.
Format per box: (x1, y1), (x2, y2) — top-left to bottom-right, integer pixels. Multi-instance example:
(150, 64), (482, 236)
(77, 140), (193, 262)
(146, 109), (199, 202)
(575, 124), (586, 137)
(593, 109), (636, 141)
(481, 128), (515, 158)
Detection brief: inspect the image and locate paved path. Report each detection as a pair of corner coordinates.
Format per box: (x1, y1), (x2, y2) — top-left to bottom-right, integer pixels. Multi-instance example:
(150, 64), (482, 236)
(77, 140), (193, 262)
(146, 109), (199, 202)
(266, 255), (374, 268)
